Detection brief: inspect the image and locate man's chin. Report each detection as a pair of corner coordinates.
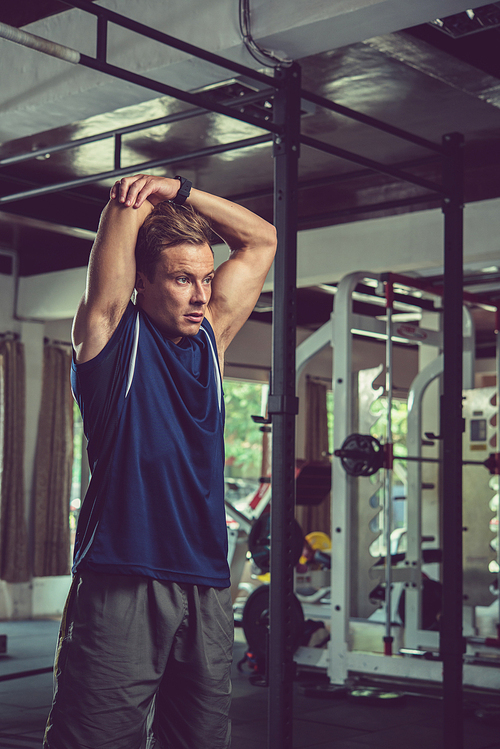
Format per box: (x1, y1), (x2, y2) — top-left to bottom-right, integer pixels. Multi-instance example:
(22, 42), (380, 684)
(180, 317), (204, 336)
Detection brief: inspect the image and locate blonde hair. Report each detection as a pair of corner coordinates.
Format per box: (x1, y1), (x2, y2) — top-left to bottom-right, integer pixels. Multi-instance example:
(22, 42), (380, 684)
(136, 201), (213, 281)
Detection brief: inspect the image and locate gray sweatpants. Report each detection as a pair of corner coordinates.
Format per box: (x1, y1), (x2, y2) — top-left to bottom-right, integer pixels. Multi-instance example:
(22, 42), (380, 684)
(43, 571), (233, 749)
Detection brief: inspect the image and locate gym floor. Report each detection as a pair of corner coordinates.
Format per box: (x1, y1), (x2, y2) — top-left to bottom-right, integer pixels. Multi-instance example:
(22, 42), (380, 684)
(1, 620), (500, 749)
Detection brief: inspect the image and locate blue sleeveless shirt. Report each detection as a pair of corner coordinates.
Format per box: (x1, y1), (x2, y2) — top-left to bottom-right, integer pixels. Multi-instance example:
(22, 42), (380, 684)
(70, 302), (229, 588)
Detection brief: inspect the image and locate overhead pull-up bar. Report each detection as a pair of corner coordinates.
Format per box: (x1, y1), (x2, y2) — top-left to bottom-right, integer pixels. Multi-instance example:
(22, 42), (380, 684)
(0, 135), (273, 206)
(0, 20), (281, 136)
(60, 0), (278, 89)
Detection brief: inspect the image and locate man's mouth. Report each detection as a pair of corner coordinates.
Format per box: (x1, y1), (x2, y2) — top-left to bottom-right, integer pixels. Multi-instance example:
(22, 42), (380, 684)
(184, 313), (204, 323)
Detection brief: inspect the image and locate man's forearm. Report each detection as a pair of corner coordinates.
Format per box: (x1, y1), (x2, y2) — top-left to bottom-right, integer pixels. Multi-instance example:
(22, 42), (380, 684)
(85, 198), (151, 307)
(186, 187), (275, 255)
(110, 173), (275, 255)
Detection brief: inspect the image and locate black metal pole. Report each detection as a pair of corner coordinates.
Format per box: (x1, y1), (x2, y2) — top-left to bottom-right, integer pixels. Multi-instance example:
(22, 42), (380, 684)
(441, 131), (465, 749)
(268, 62), (301, 749)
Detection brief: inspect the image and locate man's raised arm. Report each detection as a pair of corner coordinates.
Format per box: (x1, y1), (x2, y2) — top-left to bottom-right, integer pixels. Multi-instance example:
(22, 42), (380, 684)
(72, 184), (156, 364)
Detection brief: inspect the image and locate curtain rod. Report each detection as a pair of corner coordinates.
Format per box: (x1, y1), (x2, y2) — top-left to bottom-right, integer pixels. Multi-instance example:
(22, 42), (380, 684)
(0, 331), (20, 340)
(44, 337), (72, 348)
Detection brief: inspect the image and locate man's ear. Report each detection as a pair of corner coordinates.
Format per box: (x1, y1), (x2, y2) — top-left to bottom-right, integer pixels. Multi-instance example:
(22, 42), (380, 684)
(135, 270), (146, 295)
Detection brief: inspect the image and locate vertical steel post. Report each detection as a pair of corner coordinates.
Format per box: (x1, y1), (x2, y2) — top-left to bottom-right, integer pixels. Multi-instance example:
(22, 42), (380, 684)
(384, 281), (394, 656)
(268, 62), (301, 749)
(496, 307), (500, 635)
(441, 132), (465, 749)
(96, 12), (107, 63)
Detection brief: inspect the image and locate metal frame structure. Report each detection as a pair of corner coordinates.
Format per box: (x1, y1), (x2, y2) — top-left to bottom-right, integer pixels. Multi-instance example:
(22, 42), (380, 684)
(0, 2), (466, 747)
(295, 276), (483, 672)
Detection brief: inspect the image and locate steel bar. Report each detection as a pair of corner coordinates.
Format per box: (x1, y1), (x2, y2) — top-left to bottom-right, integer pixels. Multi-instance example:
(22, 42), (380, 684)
(96, 11), (107, 63)
(0, 134), (273, 205)
(440, 132), (465, 749)
(0, 89), (275, 169)
(114, 134), (121, 171)
(61, 0), (278, 89)
(496, 308), (500, 634)
(79, 53), (281, 135)
(296, 195), (442, 225)
(0, 19), (280, 135)
(301, 89), (443, 154)
(387, 271), (496, 310)
(334, 447), (491, 469)
(268, 62), (301, 749)
(0, 21), (80, 63)
(0, 667), (53, 682)
(301, 134), (444, 194)
(384, 285), (394, 656)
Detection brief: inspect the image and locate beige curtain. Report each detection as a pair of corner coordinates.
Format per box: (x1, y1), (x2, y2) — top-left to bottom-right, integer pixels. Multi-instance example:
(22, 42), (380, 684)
(33, 346), (73, 577)
(296, 378), (331, 537)
(0, 339), (30, 583)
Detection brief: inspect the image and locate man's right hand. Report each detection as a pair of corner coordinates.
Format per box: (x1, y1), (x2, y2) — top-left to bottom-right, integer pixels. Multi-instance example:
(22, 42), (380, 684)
(110, 174), (181, 209)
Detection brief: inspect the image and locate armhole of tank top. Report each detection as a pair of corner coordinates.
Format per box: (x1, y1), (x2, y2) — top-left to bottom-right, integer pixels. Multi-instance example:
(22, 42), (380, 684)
(125, 311), (140, 398)
(200, 325), (222, 412)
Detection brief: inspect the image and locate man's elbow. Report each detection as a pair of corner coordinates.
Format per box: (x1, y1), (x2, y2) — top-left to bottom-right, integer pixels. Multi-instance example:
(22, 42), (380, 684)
(266, 223), (278, 255)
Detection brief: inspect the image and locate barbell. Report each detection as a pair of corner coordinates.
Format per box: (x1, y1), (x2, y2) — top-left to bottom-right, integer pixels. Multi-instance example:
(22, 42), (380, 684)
(334, 432), (499, 478)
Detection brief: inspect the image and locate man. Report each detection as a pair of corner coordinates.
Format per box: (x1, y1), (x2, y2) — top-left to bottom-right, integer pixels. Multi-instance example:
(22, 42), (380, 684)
(44, 173), (277, 749)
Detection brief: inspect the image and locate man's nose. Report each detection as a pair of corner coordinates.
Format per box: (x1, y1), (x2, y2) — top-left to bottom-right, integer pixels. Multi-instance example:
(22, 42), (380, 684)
(192, 282), (209, 304)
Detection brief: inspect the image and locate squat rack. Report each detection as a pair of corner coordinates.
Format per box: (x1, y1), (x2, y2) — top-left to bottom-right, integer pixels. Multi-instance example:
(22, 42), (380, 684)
(0, 2), (465, 747)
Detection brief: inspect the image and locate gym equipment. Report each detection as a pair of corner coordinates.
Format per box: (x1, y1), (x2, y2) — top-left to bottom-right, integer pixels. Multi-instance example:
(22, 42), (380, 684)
(335, 433), (384, 477)
(295, 461), (332, 505)
(247, 513), (304, 573)
(294, 268), (500, 702)
(241, 584), (305, 683)
(334, 432), (499, 478)
(369, 573), (442, 631)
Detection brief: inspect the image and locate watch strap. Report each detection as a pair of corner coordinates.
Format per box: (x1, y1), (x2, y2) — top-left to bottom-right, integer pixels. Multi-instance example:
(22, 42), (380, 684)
(171, 175), (192, 205)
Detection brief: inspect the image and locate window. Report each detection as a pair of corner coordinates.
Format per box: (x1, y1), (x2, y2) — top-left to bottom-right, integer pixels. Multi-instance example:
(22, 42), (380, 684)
(69, 401), (84, 553)
(369, 397), (409, 555)
(223, 378), (269, 502)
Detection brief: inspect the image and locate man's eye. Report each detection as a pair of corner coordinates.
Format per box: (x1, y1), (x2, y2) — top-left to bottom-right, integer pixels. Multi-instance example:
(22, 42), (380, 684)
(177, 277), (188, 284)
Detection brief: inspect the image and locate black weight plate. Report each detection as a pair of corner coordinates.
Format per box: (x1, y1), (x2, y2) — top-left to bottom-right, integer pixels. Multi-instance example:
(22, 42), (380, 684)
(242, 584), (305, 658)
(248, 514), (304, 573)
(398, 576), (442, 631)
(340, 433), (383, 477)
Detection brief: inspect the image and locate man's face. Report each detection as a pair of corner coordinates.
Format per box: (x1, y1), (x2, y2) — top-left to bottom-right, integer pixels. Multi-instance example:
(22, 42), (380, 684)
(135, 242), (214, 343)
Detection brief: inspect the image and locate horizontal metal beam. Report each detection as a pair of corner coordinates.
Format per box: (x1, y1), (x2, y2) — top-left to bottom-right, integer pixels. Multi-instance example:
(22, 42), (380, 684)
(301, 134), (445, 194)
(61, 0), (278, 89)
(301, 88), (443, 154)
(0, 88), (276, 169)
(0, 20), (280, 136)
(297, 193), (442, 224)
(0, 134), (273, 205)
(83, 53), (282, 135)
(0, 210), (96, 240)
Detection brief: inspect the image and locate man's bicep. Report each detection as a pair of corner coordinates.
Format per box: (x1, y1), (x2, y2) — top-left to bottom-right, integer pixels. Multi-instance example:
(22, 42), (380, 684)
(72, 296), (128, 364)
(208, 249), (274, 349)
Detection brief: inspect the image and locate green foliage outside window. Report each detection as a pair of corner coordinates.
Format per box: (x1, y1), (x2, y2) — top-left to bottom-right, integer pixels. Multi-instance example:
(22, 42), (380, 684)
(223, 379), (268, 479)
(370, 397), (408, 463)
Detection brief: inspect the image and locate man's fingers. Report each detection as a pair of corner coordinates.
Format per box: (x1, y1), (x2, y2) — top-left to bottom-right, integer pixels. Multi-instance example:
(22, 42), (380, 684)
(109, 175), (148, 205)
(109, 174), (174, 207)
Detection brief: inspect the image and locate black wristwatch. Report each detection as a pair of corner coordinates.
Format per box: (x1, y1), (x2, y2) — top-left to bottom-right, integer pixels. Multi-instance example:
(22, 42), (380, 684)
(171, 175), (192, 205)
